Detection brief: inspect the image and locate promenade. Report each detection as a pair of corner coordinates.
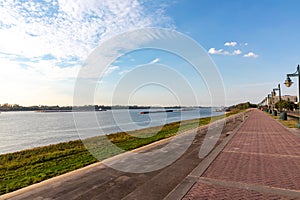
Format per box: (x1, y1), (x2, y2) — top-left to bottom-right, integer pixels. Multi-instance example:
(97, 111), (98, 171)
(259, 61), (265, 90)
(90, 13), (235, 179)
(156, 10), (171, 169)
(1, 112), (247, 200)
(182, 109), (300, 199)
(2, 110), (300, 199)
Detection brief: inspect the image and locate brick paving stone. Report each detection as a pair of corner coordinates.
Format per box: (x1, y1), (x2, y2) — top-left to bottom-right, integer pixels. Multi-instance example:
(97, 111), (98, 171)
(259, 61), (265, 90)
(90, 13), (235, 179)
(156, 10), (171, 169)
(183, 182), (294, 200)
(203, 152), (300, 190)
(184, 110), (300, 199)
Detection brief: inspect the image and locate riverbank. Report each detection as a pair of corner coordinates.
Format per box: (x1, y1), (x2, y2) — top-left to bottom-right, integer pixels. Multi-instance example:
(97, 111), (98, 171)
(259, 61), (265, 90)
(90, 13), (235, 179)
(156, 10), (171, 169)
(0, 108), (220, 154)
(0, 110), (243, 195)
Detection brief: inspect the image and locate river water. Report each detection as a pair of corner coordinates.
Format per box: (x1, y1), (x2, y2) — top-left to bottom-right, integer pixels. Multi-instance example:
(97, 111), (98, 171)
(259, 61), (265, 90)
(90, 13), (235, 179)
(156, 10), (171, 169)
(0, 108), (223, 154)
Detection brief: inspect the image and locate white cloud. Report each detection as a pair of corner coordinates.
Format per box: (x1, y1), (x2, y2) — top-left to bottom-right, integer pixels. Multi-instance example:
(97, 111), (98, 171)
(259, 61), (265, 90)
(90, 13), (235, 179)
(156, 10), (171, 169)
(208, 48), (225, 55)
(118, 69), (131, 76)
(243, 52), (259, 58)
(208, 48), (234, 55)
(224, 41), (237, 47)
(149, 58), (160, 64)
(0, 57), (79, 105)
(0, 0), (173, 105)
(103, 66), (119, 76)
(232, 49), (242, 55)
(0, 0), (171, 60)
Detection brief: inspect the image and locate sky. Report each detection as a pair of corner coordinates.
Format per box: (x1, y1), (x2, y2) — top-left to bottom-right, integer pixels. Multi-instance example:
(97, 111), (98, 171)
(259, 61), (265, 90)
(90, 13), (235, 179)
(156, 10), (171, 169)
(0, 0), (300, 106)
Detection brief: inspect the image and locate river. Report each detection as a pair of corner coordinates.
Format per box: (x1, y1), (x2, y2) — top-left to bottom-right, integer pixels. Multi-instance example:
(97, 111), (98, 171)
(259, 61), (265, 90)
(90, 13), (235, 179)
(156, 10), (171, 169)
(0, 108), (223, 154)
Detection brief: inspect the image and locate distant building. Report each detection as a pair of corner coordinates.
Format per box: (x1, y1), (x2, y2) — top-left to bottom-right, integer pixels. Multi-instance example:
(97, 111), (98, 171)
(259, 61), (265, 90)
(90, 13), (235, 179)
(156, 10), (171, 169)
(272, 95), (297, 104)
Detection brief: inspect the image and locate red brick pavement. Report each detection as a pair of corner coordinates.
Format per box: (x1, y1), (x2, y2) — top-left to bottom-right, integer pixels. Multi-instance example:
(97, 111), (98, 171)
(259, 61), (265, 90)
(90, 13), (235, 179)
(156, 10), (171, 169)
(184, 110), (300, 199)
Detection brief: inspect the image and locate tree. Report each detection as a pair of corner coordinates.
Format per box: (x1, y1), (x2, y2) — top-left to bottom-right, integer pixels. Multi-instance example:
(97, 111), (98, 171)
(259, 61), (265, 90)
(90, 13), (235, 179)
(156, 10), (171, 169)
(275, 100), (296, 111)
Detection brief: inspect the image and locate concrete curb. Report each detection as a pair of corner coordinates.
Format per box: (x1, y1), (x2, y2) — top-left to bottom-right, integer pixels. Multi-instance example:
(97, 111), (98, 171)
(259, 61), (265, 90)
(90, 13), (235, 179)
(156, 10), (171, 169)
(164, 110), (252, 200)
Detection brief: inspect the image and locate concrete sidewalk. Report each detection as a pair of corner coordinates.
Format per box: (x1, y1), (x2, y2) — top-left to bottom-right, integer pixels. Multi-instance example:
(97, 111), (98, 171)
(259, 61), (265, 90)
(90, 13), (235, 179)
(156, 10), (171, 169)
(182, 109), (300, 199)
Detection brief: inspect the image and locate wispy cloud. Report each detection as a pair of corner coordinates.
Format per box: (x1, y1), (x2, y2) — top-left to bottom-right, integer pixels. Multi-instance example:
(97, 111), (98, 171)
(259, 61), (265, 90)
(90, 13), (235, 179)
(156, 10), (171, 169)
(118, 69), (131, 76)
(0, 0), (172, 61)
(208, 48), (241, 56)
(0, 0), (173, 105)
(149, 58), (160, 64)
(232, 49), (242, 55)
(208, 48), (229, 55)
(0, 56), (80, 105)
(224, 41), (237, 47)
(243, 52), (259, 58)
(103, 66), (119, 76)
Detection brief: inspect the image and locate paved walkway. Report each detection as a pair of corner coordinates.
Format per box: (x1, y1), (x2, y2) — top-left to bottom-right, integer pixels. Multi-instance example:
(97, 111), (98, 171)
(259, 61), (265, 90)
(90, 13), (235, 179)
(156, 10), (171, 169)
(183, 110), (300, 199)
(1, 112), (247, 200)
(3, 110), (300, 199)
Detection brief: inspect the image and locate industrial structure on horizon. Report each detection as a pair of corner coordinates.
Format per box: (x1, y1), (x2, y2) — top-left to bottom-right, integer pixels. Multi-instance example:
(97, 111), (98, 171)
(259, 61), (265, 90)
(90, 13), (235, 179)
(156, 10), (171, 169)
(271, 95), (298, 105)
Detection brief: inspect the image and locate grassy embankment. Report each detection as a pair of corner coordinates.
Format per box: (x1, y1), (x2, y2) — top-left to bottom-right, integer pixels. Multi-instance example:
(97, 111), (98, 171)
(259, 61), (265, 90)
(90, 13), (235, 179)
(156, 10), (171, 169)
(0, 110), (242, 195)
(266, 111), (298, 128)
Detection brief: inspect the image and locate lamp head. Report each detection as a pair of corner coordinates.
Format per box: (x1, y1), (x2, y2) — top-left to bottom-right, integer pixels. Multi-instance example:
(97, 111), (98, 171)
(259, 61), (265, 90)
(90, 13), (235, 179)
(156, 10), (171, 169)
(284, 76), (293, 87)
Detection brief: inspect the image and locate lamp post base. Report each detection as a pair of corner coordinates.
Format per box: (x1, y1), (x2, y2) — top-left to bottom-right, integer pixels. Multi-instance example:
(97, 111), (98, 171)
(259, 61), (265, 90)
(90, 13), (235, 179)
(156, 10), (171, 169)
(279, 111), (287, 120)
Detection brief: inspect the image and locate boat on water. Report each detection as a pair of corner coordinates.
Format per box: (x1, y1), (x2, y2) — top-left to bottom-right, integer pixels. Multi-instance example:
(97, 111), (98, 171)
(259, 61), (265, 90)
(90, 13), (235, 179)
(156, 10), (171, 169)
(140, 110), (173, 114)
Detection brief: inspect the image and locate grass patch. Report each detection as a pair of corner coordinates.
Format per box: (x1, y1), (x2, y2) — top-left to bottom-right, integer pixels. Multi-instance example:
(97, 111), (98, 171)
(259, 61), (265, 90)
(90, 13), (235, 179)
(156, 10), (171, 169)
(265, 111), (298, 128)
(0, 110), (242, 195)
(281, 118), (298, 128)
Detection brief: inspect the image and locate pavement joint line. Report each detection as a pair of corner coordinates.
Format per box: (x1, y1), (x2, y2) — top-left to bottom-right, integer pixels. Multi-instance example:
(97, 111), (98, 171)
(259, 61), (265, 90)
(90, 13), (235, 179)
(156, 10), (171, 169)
(1, 111), (247, 199)
(237, 131), (287, 134)
(223, 151), (300, 158)
(163, 110), (252, 200)
(198, 177), (300, 198)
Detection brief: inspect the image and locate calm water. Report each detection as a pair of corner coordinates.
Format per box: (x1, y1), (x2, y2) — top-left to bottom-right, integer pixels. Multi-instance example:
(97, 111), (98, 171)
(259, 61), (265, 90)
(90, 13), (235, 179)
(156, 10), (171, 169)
(0, 108), (222, 154)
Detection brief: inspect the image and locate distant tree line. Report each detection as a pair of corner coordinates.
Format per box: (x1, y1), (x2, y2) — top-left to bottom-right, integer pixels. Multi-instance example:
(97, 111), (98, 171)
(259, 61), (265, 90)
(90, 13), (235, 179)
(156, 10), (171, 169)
(0, 104), (183, 111)
(0, 103), (73, 111)
(228, 102), (257, 111)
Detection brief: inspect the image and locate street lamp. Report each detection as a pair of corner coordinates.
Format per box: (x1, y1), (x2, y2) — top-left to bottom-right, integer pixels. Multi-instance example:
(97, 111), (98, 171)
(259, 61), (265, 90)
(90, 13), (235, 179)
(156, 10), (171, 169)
(284, 64), (300, 128)
(273, 84), (282, 112)
(267, 93), (274, 113)
(267, 94), (272, 111)
(285, 76), (293, 87)
(270, 91), (277, 115)
(270, 92), (274, 110)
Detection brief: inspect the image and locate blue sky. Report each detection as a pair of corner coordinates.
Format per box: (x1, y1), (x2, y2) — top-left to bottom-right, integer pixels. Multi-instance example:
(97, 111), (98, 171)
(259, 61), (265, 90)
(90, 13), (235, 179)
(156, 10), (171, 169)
(0, 0), (299, 106)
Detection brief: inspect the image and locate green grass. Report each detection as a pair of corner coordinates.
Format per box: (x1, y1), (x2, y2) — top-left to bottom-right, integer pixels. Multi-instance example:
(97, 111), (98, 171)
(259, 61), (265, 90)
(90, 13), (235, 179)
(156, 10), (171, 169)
(0, 110), (242, 195)
(265, 111), (298, 128)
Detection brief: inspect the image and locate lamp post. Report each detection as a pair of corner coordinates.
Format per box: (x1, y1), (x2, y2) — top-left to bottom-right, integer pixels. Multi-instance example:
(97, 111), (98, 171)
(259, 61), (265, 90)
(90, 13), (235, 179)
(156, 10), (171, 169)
(271, 91), (277, 115)
(267, 93), (273, 113)
(271, 92), (274, 110)
(273, 84), (282, 112)
(267, 94), (271, 111)
(284, 64), (300, 128)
